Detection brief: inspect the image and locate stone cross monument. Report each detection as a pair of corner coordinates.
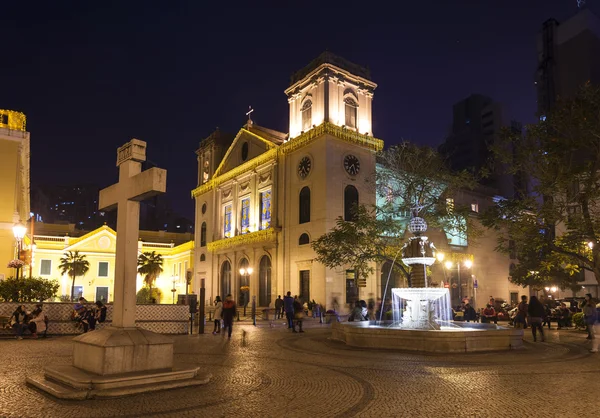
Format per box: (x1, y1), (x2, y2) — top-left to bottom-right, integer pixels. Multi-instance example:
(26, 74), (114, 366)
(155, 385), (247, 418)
(27, 139), (210, 399)
(98, 139), (166, 328)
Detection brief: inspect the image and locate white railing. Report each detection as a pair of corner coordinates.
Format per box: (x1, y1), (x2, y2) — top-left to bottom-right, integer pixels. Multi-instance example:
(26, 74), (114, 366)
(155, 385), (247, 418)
(143, 242), (175, 249)
(34, 235), (66, 243)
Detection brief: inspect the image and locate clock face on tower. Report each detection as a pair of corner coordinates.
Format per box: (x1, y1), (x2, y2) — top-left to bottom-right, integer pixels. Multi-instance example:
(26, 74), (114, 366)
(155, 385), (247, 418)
(298, 156), (312, 179)
(344, 154), (360, 176)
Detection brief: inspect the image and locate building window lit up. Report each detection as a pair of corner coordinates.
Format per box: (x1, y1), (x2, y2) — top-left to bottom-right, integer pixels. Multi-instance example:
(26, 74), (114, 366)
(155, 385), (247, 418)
(224, 205), (232, 238)
(344, 98), (357, 128)
(240, 197), (250, 234)
(301, 100), (312, 131)
(259, 190), (271, 230)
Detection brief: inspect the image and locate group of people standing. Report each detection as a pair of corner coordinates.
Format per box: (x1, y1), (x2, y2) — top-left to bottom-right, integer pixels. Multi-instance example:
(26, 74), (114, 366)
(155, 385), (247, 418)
(514, 293), (599, 351)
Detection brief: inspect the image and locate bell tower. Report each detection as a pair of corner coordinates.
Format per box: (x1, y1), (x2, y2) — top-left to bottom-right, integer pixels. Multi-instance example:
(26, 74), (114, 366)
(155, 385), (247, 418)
(285, 51), (377, 139)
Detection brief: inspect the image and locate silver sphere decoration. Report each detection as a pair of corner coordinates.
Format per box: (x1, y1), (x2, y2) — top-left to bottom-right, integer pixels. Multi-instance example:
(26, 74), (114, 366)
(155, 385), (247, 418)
(408, 217), (428, 234)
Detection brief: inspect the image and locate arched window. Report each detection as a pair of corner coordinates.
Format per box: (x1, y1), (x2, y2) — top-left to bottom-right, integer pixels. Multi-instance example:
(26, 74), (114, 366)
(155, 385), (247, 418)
(344, 98), (357, 128)
(299, 186), (310, 224)
(299, 233), (310, 245)
(200, 254), (206, 262)
(220, 260), (231, 299)
(344, 185), (359, 221)
(200, 222), (207, 247)
(238, 258), (249, 308)
(259, 255), (272, 307)
(301, 100), (312, 131)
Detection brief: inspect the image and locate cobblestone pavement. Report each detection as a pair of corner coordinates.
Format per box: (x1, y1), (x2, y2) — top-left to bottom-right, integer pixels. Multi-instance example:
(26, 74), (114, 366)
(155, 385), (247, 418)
(0, 320), (598, 418)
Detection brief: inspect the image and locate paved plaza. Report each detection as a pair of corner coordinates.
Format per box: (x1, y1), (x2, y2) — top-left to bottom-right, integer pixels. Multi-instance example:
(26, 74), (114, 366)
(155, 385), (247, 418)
(0, 320), (598, 417)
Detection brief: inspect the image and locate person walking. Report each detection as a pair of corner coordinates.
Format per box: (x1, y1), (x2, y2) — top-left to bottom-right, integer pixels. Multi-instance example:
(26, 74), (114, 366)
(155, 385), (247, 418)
(213, 296), (223, 335)
(582, 293), (598, 341)
(515, 295), (528, 329)
(221, 294), (236, 339)
(293, 298), (305, 333)
(528, 296), (546, 342)
(275, 295), (283, 320)
(283, 291), (295, 330)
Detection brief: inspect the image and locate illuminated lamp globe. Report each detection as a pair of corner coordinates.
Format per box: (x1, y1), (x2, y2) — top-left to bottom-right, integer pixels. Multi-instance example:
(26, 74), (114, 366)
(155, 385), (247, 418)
(408, 217), (428, 235)
(464, 259), (473, 269)
(13, 221), (26, 240)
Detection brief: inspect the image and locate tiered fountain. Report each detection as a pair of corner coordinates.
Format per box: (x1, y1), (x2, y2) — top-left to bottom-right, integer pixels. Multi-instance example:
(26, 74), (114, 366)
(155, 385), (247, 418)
(331, 210), (523, 353)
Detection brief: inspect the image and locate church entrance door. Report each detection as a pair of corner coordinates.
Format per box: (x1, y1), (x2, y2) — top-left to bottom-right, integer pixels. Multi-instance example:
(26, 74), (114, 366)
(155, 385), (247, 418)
(258, 256), (271, 307)
(220, 261), (231, 299)
(299, 270), (310, 304)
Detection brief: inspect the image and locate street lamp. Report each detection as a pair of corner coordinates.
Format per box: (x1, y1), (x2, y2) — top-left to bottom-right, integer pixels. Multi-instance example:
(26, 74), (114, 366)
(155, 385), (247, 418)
(442, 259), (473, 306)
(12, 221), (26, 279)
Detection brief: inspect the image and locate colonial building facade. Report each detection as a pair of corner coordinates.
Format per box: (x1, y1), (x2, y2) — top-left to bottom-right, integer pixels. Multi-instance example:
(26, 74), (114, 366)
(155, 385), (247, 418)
(192, 53), (522, 312)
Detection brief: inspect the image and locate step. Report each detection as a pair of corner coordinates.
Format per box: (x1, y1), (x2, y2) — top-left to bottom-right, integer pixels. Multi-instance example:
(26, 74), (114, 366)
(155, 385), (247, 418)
(26, 375), (88, 400)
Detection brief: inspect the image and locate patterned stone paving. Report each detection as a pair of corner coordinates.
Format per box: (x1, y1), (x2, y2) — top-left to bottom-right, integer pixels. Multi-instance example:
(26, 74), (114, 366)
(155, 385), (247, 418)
(0, 320), (598, 417)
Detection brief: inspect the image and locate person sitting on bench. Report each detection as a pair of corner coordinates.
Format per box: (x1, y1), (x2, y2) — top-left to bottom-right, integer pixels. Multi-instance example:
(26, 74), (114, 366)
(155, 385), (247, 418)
(482, 304), (497, 324)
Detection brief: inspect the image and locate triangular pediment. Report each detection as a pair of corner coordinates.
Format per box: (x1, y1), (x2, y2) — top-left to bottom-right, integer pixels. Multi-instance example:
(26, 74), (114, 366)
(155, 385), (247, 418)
(213, 126), (284, 177)
(66, 226), (117, 253)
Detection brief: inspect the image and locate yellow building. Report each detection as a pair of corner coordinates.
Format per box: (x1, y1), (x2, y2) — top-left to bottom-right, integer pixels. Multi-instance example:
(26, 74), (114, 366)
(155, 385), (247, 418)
(31, 223), (194, 303)
(0, 110), (30, 280)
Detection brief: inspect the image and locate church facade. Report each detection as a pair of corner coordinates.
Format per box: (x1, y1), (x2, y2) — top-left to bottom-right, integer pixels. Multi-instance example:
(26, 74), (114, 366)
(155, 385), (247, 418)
(192, 53), (522, 312)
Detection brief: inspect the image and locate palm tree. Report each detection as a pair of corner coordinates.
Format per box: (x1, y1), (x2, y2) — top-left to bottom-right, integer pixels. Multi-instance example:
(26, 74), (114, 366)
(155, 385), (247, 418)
(59, 250), (90, 301)
(137, 251), (163, 302)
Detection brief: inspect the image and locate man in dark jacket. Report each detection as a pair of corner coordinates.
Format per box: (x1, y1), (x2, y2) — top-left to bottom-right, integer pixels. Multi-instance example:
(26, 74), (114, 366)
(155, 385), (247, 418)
(222, 294), (237, 339)
(275, 295), (283, 319)
(464, 304), (477, 322)
(283, 292), (294, 330)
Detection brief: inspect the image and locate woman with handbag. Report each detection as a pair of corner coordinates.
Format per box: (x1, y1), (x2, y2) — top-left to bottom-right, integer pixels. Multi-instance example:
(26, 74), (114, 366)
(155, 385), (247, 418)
(212, 296), (223, 335)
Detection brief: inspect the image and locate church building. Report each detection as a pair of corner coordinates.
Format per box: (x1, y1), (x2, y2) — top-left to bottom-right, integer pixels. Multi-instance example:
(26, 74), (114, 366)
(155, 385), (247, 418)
(193, 52), (382, 311)
(193, 52), (521, 312)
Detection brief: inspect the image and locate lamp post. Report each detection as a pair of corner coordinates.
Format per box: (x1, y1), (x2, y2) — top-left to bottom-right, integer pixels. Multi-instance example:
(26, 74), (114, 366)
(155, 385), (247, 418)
(12, 221), (26, 279)
(443, 258), (473, 306)
(239, 266), (253, 316)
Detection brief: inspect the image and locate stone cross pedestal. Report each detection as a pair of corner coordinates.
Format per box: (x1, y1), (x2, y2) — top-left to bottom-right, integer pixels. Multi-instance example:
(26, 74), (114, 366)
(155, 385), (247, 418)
(27, 139), (210, 399)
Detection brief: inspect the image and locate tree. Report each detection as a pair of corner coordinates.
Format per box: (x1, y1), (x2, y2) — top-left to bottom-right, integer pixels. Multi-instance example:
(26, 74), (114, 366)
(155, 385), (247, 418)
(313, 143), (479, 290)
(312, 205), (407, 284)
(483, 83), (600, 288)
(59, 250), (90, 301)
(376, 142), (480, 242)
(137, 251), (163, 301)
(0, 276), (60, 302)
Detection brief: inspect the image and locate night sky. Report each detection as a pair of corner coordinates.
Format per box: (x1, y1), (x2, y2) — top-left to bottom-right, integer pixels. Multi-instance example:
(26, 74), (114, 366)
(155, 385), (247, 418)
(1, 0), (595, 220)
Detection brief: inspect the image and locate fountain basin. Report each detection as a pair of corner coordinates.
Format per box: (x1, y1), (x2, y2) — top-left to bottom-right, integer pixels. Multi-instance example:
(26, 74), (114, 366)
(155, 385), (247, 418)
(331, 321), (523, 353)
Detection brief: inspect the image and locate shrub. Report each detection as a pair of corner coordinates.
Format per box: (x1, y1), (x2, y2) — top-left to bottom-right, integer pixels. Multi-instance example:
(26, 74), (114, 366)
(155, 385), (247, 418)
(136, 287), (162, 304)
(0, 276), (60, 302)
(572, 312), (586, 330)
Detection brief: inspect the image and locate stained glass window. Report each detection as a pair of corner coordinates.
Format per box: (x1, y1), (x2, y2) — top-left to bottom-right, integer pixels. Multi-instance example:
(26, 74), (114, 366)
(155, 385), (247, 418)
(241, 198), (250, 234)
(224, 205), (232, 238)
(260, 190), (271, 230)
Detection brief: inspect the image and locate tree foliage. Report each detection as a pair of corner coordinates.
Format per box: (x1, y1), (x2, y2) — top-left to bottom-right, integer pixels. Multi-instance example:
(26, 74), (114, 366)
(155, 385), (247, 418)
(311, 205), (407, 282)
(483, 83), (600, 287)
(58, 250), (90, 301)
(0, 276), (60, 302)
(376, 142), (480, 241)
(136, 287), (162, 304)
(137, 251), (164, 297)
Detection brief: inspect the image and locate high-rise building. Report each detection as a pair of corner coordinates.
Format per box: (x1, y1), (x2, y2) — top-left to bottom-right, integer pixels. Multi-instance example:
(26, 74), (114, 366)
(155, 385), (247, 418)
(536, 8), (600, 116)
(438, 95), (519, 198)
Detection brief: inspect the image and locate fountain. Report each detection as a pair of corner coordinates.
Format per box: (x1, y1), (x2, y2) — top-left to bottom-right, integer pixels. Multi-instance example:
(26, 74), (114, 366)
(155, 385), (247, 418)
(332, 210), (523, 353)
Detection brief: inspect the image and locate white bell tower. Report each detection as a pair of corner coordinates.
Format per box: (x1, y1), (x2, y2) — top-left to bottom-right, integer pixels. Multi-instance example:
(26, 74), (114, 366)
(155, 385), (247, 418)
(285, 51), (377, 139)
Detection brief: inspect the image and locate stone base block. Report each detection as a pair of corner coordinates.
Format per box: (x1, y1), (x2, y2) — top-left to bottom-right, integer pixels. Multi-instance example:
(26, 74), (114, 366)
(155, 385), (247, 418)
(72, 326), (174, 375)
(27, 365), (211, 399)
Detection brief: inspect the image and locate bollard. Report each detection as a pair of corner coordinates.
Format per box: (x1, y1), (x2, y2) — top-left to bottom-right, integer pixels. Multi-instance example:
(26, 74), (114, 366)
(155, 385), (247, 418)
(198, 279), (205, 334)
(252, 295), (256, 326)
